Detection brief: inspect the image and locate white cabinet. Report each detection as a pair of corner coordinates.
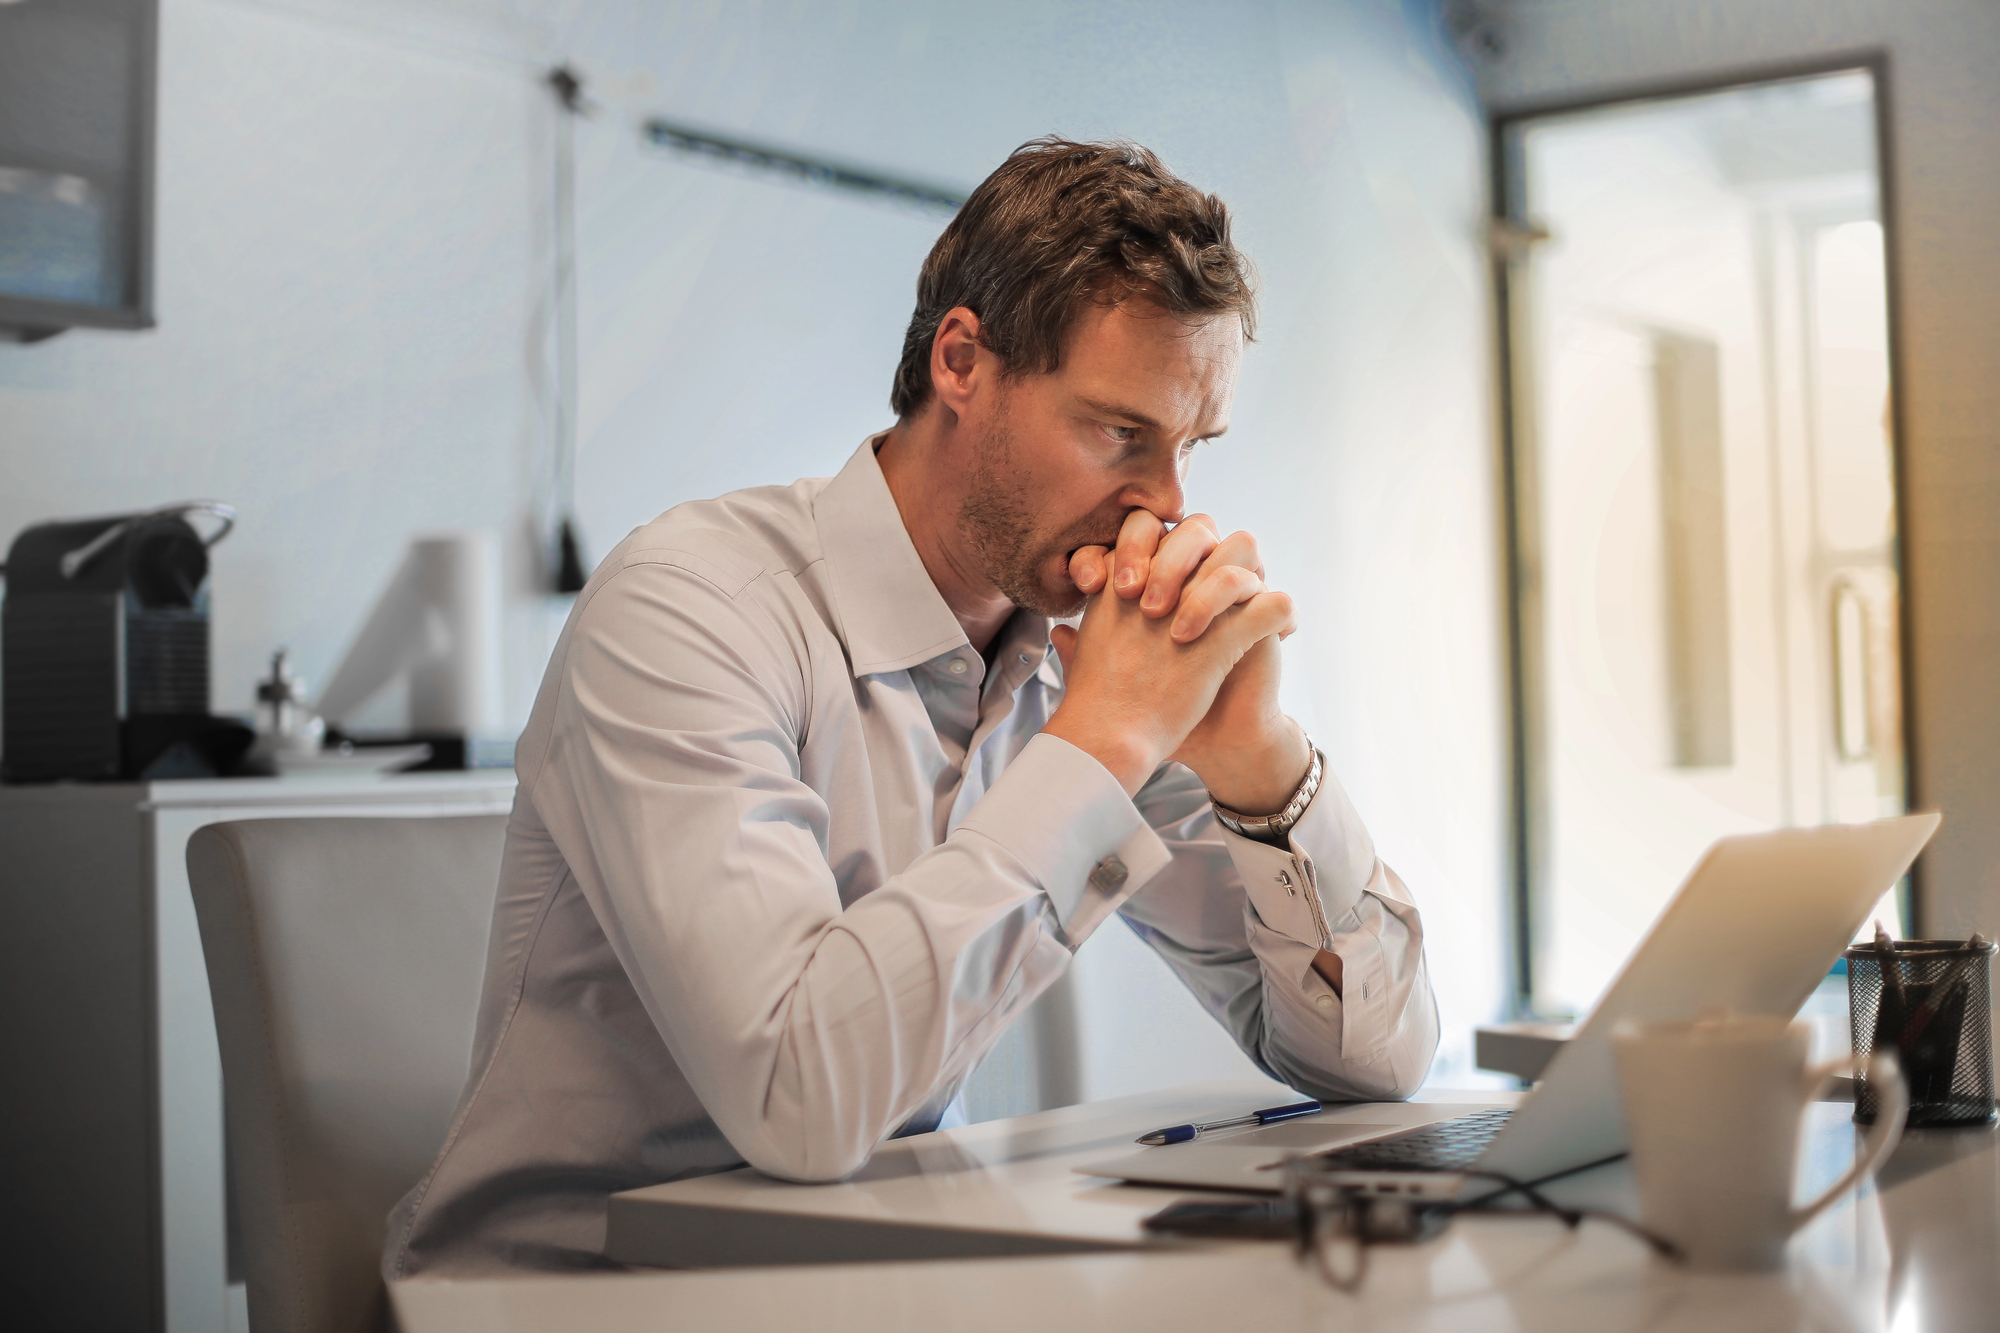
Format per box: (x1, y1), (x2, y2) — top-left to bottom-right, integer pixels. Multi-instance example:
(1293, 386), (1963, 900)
(0, 772), (515, 1333)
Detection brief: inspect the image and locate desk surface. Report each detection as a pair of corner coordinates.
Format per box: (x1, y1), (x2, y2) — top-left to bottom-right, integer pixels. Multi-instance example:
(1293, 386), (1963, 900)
(394, 1082), (2000, 1331)
(603, 1080), (1512, 1267)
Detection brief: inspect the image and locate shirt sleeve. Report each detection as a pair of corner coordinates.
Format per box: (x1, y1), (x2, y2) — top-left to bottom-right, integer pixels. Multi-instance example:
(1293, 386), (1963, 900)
(1117, 760), (1439, 1101)
(522, 555), (1170, 1185)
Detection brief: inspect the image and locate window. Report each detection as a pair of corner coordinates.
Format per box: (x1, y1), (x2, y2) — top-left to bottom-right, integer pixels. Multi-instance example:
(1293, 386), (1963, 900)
(1495, 67), (1907, 1018)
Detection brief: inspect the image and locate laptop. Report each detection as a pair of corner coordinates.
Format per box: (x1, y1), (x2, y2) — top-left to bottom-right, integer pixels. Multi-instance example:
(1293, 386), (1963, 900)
(1076, 814), (1940, 1199)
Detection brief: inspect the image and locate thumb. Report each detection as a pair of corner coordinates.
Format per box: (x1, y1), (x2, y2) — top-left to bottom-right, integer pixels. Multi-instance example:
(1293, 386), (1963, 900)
(1048, 623), (1077, 678)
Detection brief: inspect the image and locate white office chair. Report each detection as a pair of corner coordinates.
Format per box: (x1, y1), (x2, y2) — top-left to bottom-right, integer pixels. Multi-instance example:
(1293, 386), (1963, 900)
(188, 814), (506, 1333)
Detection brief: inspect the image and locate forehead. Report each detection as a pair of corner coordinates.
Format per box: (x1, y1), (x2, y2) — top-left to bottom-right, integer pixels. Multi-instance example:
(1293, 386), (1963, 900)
(1055, 300), (1242, 428)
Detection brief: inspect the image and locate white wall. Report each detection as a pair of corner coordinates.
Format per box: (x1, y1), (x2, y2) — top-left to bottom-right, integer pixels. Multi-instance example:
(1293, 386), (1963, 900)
(0, 0), (558, 733)
(1, 0), (1508, 1093)
(1476, 0), (2000, 946)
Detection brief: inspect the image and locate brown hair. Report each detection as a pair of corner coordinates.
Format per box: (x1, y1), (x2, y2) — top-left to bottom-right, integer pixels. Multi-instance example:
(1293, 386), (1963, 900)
(890, 137), (1256, 419)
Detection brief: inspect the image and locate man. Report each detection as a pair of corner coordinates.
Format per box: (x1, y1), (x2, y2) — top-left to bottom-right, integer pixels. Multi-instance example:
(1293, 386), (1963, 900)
(386, 138), (1436, 1276)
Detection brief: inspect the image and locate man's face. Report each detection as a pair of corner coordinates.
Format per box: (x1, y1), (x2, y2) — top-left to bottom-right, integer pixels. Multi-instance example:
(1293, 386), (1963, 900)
(958, 299), (1242, 617)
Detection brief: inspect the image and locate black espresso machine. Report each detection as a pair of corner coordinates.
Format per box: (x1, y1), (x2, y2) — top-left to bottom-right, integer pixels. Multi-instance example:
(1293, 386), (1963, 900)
(2, 502), (252, 781)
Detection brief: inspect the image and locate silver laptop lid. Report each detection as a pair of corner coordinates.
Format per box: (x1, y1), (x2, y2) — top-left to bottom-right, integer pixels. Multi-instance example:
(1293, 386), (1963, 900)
(1479, 813), (1940, 1184)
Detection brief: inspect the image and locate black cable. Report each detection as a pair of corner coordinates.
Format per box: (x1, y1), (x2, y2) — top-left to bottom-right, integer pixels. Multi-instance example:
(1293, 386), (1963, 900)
(1455, 1168), (1682, 1261)
(1285, 1160), (1684, 1293)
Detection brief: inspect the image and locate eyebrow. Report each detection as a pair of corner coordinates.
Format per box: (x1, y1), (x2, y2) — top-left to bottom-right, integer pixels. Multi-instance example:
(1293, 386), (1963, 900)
(1076, 395), (1230, 440)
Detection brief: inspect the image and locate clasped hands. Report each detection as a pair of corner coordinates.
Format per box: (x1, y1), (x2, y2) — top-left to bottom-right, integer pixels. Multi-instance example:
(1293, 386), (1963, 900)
(1044, 509), (1309, 814)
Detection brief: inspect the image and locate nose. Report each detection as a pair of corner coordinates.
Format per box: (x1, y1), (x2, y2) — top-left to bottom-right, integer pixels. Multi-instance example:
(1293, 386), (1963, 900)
(1123, 453), (1187, 526)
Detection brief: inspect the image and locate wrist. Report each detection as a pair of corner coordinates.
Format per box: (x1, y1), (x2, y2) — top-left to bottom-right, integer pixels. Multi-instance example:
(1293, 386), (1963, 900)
(1210, 734), (1322, 846)
(1196, 719), (1309, 815)
(1040, 710), (1160, 797)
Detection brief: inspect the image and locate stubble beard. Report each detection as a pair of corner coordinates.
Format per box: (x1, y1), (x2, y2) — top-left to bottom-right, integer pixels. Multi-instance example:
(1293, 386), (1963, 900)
(958, 417), (1116, 620)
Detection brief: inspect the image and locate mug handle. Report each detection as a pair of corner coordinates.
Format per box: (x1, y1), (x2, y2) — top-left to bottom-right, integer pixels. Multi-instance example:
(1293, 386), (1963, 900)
(1789, 1049), (1907, 1235)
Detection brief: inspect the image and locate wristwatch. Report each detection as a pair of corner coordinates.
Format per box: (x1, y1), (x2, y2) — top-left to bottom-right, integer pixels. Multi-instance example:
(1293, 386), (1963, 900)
(1209, 737), (1322, 844)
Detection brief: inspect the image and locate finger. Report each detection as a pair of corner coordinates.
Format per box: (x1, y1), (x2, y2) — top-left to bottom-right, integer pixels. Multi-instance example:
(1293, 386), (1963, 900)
(1192, 529), (1264, 586)
(1139, 514), (1221, 618)
(1186, 588), (1298, 663)
(1230, 589), (1298, 645)
(1069, 546), (1111, 595)
(1169, 564), (1267, 642)
(1049, 623), (1078, 677)
(1111, 509), (1166, 599)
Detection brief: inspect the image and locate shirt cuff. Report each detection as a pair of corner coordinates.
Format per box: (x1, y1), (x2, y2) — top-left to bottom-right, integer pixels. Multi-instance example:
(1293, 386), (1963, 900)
(955, 733), (1171, 946)
(1218, 765), (1378, 949)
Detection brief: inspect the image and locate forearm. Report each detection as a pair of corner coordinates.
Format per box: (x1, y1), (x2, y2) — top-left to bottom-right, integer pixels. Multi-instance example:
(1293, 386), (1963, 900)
(1246, 862), (1439, 1101)
(548, 732), (1166, 1183)
(1125, 762), (1439, 1100)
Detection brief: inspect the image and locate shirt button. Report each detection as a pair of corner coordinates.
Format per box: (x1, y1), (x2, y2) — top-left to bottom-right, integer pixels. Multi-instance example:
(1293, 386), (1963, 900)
(1315, 994), (1336, 1011)
(949, 658), (969, 675)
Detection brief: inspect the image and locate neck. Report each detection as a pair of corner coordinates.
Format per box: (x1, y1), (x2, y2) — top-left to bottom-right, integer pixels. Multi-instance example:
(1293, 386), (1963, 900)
(876, 415), (1016, 655)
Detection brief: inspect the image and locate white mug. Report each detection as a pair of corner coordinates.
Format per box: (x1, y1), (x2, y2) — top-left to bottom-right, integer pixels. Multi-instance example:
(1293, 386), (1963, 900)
(1612, 1014), (1907, 1270)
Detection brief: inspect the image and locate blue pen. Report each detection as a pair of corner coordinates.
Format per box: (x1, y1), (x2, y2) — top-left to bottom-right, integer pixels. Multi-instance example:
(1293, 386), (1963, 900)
(1135, 1099), (1322, 1146)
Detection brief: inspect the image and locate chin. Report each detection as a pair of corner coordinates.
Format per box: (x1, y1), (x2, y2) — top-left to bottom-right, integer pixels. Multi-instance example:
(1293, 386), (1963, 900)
(1010, 571), (1085, 620)
(1043, 586), (1087, 619)
(1034, 561), (1089, 618)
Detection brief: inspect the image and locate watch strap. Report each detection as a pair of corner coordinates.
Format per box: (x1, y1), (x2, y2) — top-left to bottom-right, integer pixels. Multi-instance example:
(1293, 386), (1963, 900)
(1210, 737), (1322, 844)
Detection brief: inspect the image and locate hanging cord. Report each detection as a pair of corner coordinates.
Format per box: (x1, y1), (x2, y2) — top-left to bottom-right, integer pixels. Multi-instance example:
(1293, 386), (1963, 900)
(547, 65), (589, 593)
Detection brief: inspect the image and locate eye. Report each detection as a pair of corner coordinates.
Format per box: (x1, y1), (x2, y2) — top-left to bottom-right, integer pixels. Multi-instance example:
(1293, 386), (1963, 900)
(1102, 423), (1141, 445)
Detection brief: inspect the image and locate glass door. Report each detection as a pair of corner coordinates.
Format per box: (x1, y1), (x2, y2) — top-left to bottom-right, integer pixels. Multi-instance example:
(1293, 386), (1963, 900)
(1497, 68), (1907, 1019)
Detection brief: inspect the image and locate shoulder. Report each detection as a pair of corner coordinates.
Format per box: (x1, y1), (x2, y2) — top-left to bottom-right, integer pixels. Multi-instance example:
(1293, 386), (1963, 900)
(594, 475), (831, 599)
(558, 473), (847, 690)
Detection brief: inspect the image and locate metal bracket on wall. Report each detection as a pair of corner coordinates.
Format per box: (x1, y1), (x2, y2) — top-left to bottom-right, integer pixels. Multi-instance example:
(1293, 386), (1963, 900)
(641, 118), (966, 216)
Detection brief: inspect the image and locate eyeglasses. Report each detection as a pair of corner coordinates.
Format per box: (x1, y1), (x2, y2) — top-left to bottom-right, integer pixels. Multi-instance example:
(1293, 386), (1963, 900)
(1280, 1156), (1681, 1293)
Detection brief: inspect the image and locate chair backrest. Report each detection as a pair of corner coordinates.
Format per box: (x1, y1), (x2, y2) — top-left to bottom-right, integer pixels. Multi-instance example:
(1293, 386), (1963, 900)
(187, 815), (506, 1333)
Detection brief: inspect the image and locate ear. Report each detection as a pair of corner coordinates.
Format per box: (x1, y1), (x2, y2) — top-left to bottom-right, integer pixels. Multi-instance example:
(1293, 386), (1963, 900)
(930, 306), (985, 419)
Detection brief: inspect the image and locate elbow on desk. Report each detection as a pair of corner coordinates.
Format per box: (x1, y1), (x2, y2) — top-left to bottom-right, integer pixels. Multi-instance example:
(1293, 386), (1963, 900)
(1319, 977), (1445, 1103)
(734, 1138), (872, 1186)
(1274, 1024), (1439, 1104)
(1375, 1061), (1431, 1104)
(720, 1112), (881, 1185)
(1355, 1013), (1447, 1103)
(1284, 1063), (1427, 1106)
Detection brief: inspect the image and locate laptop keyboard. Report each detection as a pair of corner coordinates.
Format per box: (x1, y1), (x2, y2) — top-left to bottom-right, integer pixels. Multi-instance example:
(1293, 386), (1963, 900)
(1309, 1107), (1514, 1172)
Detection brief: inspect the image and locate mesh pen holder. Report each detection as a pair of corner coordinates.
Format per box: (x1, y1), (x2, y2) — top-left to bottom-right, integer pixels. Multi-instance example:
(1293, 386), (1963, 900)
(1846, 937), (1997, 1128)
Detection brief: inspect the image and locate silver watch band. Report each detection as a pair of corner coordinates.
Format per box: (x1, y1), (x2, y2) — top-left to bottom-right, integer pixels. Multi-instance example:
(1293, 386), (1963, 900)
(1209, 737), (1322, 844)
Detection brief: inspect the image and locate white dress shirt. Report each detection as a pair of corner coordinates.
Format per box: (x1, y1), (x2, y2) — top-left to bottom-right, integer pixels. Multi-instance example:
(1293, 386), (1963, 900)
(384, 437), (1437, 1275)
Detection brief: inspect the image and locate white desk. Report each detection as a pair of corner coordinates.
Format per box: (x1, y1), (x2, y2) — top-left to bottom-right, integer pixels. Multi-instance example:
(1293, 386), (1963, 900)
(0, 772), (515, 1333)
(603, 1081), (1514, 1266)
(393, 1082), (2000, 1333)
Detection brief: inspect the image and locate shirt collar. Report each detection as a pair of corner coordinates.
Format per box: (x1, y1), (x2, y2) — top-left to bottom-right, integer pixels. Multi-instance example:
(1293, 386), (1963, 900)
(815, 435), (978, 678)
